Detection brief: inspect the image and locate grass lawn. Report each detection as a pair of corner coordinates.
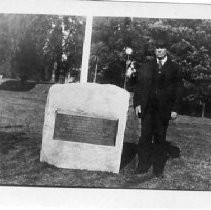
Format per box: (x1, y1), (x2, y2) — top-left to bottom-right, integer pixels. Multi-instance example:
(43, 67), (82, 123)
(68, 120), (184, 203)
(0, 79), (211, 190)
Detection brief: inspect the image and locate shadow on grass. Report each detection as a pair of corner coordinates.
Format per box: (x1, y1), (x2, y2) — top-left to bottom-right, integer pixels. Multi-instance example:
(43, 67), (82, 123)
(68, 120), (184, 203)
(0, 80), (36, 91)
(120, 141), (181, 187)
(165, 141), (180, 159)
(120, 141), (180, 171)
(120, 142), (137, 170)
(0, 130), (27, 154)
(0, 130), (51, 185)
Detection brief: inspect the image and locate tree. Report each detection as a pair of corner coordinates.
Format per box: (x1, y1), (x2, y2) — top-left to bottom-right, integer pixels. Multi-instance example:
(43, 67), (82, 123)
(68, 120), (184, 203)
(1, 14), (211, 118)
(90, 17), (211, 117)
(89, 41), (108, 83)
(43, 16), (85, 82)
(12, 31), (38, 83)
(0, 14), (85, 82)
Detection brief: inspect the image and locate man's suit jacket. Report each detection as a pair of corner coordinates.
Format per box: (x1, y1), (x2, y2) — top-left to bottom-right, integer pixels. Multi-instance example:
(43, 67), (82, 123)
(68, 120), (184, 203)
(133, 57), (183, 121)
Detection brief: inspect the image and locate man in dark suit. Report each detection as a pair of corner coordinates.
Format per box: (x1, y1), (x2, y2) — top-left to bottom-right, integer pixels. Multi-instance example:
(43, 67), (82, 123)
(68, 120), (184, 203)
(133, 38), (183, 178)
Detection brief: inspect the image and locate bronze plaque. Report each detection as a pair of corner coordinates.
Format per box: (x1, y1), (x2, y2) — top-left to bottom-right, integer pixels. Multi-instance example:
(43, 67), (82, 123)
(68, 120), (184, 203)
(53, 113), (118, 146)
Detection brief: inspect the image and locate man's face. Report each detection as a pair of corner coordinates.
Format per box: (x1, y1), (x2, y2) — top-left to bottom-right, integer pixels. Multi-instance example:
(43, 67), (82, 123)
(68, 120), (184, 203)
(155, 47), (167, 59)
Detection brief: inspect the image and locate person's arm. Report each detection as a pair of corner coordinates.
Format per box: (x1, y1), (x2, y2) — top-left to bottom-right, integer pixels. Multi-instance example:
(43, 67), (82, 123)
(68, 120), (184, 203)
(133, 69), (143, 117)
(171, 64), (183, 119)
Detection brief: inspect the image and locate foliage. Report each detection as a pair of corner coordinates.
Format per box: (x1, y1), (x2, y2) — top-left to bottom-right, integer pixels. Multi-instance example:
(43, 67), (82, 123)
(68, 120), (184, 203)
(0, 14), (211, 115)
(90, 17), (211, 116)
(0, 14), (85, 82)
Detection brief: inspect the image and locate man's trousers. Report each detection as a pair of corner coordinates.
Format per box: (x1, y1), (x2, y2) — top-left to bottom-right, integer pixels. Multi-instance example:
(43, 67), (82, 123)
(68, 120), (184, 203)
(137, 104), (169, 175)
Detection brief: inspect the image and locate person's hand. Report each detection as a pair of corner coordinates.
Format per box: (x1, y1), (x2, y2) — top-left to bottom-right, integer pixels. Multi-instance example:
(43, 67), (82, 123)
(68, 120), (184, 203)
(135, 105), (141, 118)
(125, 67), (133, 77)
(126, 67), (136, 78)
(171, 111), (178, 120)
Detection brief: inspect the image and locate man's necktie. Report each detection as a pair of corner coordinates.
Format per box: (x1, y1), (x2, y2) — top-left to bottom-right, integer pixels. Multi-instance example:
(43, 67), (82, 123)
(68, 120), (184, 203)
(158, 60), (162, 73)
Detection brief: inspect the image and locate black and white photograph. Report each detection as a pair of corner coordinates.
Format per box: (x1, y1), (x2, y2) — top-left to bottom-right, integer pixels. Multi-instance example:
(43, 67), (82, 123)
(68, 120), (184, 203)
(0, 0), (211, 208)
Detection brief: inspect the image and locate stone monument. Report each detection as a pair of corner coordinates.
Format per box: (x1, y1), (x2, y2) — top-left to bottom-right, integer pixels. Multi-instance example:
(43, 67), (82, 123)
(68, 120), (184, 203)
(40, 83), (130, 173)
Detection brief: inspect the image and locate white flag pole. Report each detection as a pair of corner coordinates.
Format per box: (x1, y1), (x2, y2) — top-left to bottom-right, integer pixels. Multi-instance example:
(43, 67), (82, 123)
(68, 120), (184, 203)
(80, 15), (93, 83)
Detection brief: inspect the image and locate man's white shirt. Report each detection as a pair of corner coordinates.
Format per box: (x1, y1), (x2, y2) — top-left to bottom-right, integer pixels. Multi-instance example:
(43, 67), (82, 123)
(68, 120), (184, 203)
(156, 55), (168, 66)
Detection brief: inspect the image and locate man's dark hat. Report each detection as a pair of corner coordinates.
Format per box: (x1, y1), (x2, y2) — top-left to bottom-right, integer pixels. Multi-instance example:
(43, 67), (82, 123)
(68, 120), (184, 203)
(155, 38), (168, 49)
(152, 30), (169, 48)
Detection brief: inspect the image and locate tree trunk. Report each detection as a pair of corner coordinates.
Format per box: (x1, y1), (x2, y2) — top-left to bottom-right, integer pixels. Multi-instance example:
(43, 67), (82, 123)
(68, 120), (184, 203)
(93, 56), (98, 83)
(202, 102), (205, 118)
(20, 75), (27, 86)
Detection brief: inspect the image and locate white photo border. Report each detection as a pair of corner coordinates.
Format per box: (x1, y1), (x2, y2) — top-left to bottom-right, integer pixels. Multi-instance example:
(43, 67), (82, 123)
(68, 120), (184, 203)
(0, 0), (211, 209)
